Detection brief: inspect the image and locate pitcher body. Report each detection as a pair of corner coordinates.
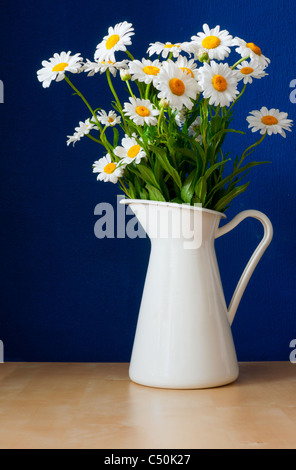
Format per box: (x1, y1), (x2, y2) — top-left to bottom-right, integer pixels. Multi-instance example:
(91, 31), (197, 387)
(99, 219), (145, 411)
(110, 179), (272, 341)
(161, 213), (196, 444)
(121, 199), (273, 389)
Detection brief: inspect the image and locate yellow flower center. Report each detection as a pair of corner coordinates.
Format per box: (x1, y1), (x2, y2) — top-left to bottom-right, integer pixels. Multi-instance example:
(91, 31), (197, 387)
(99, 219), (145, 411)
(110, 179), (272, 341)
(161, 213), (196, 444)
(169, 78), (185, 96)
(212, 74), (227, 92)
(261, 115), (278, 125)
(108, 117), (114, 123)
(142, 65), (160, 76)
(164, 44), (180, 48)
(179, 67), (194, 78)
(202, 35), (221, 49)
(52, 62), (68, 72)
(246, 42), (262, 56)
(101, 60), (115, 65)
(240, 66), (254, 75)
(127, 145), (141, 158)
(106, 34), (120, 50)
(104, 162), (116, 174)
(136, 106), (150, 117)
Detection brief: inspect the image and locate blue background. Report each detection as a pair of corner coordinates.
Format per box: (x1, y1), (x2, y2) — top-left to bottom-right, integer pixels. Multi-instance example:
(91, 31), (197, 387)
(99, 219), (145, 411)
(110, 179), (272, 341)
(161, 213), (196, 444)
(0, 0), (295, 362)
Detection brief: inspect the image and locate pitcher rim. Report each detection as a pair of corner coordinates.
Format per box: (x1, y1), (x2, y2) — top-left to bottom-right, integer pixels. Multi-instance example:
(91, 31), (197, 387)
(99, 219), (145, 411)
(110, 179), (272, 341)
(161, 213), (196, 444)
(119, 198), (227, 219)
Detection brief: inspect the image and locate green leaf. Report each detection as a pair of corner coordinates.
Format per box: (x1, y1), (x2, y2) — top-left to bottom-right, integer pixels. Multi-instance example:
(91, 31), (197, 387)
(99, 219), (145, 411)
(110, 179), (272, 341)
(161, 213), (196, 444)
(208, 128), (245, 144)
(194, 176), (207, 205)
(175, 147), (196, 163)
(149, 144), (182, 190)
(113, 127), (120, 148)
(139, 187), (149, 199)
(170, 197), (184, 204)
(207, 160), (269, 203)
(146, 184), (166, 202)
(134, 177), (149, 200)
(127, 180), (136, 199)
(153, 160), (171, 200)
(203, 159), (230, 181)
(154, 159), (163, 184)
(134, 164), (162, 191)
(194, 140), (207, 169)
(133, 176), (142, 194)
(181, 169), (197, 204)
(214, 182), (250, 212)
(210, 115), (222, 134)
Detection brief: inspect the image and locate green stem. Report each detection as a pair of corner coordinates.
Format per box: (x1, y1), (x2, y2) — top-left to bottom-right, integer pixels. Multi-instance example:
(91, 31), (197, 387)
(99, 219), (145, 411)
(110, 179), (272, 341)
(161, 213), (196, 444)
(157, 107), (164, 136)
(106, 69), (128, 129)
(86, 134), (104, 145)
(64, 75), (102, 132)
(237, 132), (267, 168)
(227, 83), (247, 113)
(106, 69), (122, 111)
(138, 82), (144, 99)
(125, 50), (135, 61)
(231, 55), (250, 70)
(64, 74), (116, 155)
(126, 80), (135, 98)
(145, 82), (151, 100)
(100, 125), (107, 140)
(118, 178), (131, 198)
(202, 99), (209, 166)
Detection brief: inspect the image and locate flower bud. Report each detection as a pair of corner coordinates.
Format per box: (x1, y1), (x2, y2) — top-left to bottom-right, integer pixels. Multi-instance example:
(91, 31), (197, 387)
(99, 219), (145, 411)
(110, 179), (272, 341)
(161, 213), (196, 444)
(120, 69), (131, 81)
(159, 98), (169, 109)
(197, 49), (209, 63)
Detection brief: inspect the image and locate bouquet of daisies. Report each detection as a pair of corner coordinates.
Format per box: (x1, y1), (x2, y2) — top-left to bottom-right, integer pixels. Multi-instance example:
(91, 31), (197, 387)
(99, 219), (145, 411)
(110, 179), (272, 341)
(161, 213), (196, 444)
(37, 22), (293, 212)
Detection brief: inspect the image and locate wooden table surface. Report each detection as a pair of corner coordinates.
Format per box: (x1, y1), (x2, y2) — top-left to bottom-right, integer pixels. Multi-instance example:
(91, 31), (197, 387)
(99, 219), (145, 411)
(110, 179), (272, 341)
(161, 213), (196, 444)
(0, 361), (295, 449)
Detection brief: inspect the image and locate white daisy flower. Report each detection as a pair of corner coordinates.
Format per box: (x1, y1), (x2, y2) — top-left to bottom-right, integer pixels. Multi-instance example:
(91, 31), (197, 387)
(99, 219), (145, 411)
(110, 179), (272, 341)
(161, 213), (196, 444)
(174, 110), (202, 142)
(98, 59), (128, 77)
(37, 51), (83, 88)
(97, 110), (121, 126)
(66, 117), (98, 146)
(147, 41), (188, 59)
(246, 107), (293, 137)
(76, 118), (98, 135)
(198, 61), (239, 107)
(93, 154), (124, 183)
(188, 116), (202, 143)
(190, 24), (234, 61)
(83, 59), (101, 76)
(94, 21), (134, 63)
(66, 133), (81, 147)
(236, 60), (268, 84)
(123, 97), (159, 126)
(129, 58), (161, 84)
(175, 55), (200, 80)
(155, 61), (201, 111)
(114, 134), (146, 164)
(175, 108), (186, 127)
(84, 59), (128, 77)
(233, 37), (270, 68)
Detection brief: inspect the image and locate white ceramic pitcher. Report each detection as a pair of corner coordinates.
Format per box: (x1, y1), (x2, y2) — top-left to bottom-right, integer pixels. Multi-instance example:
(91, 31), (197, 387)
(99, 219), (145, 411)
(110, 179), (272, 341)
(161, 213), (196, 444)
(120, 199), (273, 389)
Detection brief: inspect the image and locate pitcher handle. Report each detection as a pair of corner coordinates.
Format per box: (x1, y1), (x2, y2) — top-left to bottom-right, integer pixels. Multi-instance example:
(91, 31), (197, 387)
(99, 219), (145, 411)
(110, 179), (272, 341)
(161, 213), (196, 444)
(215, 210), (273, 325)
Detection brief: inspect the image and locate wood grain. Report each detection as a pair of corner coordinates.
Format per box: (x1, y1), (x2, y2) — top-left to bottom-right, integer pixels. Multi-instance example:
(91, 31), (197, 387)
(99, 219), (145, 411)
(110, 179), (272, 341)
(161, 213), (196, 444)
(0, 362), (295, 449)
